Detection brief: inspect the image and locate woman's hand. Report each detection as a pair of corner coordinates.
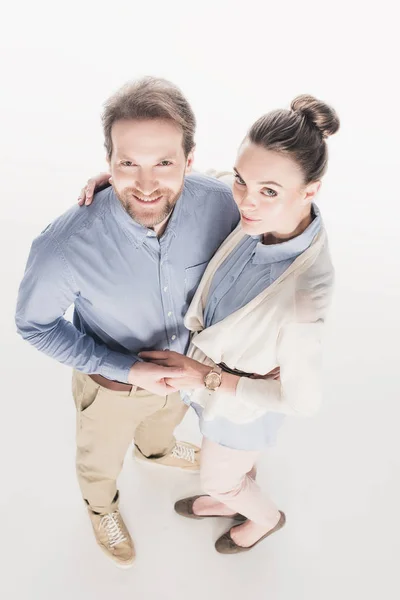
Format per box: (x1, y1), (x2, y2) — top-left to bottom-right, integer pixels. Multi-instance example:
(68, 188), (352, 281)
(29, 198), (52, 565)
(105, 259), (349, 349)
(78, 172), (112, 206)
(251, 366), (280, 381)
(138, 350), (210, 391)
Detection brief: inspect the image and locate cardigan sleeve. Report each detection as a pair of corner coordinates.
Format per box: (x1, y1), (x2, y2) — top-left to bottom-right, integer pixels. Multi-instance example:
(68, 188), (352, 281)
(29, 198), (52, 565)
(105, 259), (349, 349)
(233, 320), (325, 417)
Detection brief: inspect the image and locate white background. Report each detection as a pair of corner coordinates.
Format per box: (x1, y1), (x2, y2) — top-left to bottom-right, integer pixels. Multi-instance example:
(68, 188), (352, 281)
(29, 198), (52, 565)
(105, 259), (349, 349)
(1, 1), (399, 599)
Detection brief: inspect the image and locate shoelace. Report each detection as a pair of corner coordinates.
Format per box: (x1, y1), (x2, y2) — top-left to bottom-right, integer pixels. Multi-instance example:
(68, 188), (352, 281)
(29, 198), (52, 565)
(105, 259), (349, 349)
(171, 442), (195, 464)
(99, 511), (127, 548)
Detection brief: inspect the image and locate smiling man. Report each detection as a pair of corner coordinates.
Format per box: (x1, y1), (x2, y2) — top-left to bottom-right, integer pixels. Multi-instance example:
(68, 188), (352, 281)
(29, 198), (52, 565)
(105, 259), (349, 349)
(15, 78), (239, 567)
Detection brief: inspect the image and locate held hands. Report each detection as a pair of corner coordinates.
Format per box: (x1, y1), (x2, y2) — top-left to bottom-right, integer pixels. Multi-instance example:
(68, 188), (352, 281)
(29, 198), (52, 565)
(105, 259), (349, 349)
(138, 351), (210, 392)
(138, 350), (281, 394)
(78, 173), (112, 206)
(127, 361), (186, 396)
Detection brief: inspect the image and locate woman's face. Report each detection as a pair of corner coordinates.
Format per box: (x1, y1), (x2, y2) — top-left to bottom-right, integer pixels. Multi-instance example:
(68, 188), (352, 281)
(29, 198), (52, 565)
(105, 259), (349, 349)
(233, 140), (320, 237)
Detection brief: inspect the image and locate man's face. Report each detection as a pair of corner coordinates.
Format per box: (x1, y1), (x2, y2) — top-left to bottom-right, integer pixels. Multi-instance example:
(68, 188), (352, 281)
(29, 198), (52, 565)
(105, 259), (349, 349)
(109, 118), (194, 229)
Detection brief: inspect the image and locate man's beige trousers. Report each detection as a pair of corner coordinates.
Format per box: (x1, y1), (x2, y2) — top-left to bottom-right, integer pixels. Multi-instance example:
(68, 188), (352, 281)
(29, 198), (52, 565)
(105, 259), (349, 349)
(72, 370), (188, 513)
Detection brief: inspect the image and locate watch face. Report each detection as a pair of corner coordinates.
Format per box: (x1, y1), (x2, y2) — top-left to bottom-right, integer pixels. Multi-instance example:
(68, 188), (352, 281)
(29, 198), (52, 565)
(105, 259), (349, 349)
(205, 372), (222, 390)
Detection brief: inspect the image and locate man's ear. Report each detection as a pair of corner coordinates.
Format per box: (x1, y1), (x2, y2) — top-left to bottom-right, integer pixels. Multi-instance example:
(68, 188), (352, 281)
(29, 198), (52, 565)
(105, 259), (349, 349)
(185, 148), (195, 174)
(106, 156), (113, 185)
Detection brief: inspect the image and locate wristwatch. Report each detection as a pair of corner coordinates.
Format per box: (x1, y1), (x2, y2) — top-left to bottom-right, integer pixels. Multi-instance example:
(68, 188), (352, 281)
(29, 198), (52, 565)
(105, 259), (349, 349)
(204, 365), (223, 392)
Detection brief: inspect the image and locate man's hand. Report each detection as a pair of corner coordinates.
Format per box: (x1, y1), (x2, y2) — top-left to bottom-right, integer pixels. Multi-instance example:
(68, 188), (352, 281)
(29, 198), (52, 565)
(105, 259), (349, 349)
(128, 361), (185, 396)
(138, 351), (210, 391)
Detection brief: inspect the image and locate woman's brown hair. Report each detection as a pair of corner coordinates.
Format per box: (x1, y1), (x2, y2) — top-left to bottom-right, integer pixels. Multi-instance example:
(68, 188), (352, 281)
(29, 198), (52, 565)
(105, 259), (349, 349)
(249, 95), (340, 183)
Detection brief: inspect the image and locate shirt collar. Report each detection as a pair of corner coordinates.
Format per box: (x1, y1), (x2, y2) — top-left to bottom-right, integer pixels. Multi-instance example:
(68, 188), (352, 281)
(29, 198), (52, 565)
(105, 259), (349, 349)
(108, 181), (187, 246)
(252, 203), (322, 265)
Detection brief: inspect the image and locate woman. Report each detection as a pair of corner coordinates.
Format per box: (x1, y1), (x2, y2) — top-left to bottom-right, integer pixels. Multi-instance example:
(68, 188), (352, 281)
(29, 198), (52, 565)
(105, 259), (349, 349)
(79, 94), (339, 554)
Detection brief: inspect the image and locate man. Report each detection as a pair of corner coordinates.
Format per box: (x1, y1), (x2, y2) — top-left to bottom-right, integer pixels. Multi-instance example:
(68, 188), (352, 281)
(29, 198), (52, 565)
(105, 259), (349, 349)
(15, 77), (239, 567)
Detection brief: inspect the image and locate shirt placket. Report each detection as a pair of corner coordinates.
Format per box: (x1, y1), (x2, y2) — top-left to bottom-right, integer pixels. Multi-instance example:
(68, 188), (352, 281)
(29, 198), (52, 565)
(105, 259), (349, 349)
(208, 252), (253, 326)
(158, 232), (180, 352)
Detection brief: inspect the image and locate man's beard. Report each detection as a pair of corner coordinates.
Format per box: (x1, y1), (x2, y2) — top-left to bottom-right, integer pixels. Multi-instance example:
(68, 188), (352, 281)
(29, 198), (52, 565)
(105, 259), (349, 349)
(114, 184), (184, 229)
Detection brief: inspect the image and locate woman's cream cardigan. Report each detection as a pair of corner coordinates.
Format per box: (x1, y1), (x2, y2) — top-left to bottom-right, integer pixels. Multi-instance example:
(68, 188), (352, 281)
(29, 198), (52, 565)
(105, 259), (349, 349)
(185, 217), (334, 425)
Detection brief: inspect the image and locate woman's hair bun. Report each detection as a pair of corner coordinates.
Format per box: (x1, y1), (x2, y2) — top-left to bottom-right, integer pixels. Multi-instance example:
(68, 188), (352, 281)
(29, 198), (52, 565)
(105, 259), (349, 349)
(291, 94), (340, 139)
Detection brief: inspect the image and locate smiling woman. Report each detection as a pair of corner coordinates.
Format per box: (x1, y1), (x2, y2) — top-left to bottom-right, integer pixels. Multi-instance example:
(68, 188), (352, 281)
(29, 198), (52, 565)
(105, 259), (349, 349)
(232, 94), (340, 242)
(146, 94), (340, 552)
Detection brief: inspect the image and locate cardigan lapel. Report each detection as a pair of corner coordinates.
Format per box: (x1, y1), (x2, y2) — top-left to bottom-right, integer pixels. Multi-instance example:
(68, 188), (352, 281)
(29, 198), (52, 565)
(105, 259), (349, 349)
(187, 227), (326, 341)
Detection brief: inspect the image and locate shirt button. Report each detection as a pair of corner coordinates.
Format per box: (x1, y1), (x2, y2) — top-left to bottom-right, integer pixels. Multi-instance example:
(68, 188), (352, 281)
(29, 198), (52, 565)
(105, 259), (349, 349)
(230, 275), (235, 282)
(164, 286), (168, 292)
(171, 335), (177, 341)
(168, 311), (173, 317)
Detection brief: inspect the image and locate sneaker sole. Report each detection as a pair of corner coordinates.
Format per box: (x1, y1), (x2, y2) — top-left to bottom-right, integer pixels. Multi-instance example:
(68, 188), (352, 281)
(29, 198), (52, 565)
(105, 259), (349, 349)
(114, 560), (135, 570)
(97, 543), (135, 569)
